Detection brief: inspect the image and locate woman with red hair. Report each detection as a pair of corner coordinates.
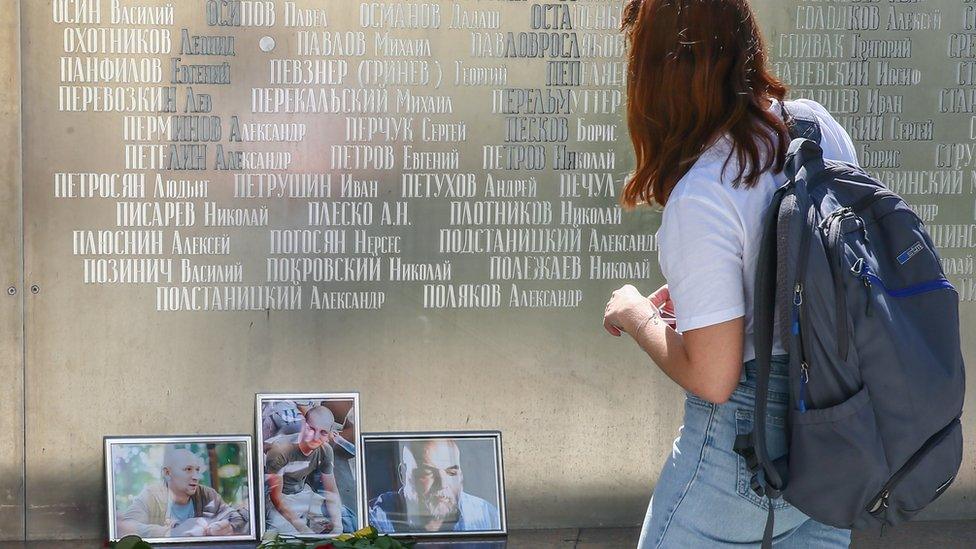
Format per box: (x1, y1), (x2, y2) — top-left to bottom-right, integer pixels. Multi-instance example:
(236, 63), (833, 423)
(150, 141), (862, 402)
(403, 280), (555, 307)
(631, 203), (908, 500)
(603, 1), (856, 546)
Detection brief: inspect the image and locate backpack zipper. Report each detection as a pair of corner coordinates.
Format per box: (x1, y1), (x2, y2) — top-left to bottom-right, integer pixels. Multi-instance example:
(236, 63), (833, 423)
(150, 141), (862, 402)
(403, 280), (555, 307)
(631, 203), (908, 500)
(793, 203), (817, 412)
(798, 360), (809, 412)
(826, 209), (856, 360)
(866, 418), (961, 516)
(852, 262), (955, 299)
(818, 206), (852, 230)
(849, 188), (899, 214)
(792, 283), (810, 412)
(850, 258), (873, 316)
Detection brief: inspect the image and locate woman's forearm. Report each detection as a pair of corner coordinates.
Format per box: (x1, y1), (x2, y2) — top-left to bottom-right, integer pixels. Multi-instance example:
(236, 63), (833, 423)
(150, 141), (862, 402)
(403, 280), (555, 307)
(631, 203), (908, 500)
(604, 284), (739, 404)
(632, 315), (726, 403)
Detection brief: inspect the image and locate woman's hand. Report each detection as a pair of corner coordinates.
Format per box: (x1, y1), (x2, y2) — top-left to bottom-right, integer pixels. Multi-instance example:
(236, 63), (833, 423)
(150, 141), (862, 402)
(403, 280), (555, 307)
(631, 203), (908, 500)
(647, 284), (673, 315)
(603, 284), (658, 337)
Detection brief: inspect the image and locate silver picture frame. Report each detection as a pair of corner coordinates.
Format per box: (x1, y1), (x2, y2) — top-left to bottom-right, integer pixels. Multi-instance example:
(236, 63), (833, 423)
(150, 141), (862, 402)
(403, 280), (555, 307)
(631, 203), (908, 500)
(360, 430), (507, 538)
(255, 392), (364, 539)
(104, 434), (256, 544)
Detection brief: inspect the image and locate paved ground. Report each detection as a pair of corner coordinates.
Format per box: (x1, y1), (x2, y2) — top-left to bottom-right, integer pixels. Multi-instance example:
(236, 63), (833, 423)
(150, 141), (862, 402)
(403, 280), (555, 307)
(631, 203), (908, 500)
(0, 522), (974, 548)
(501, 523), (976, 548)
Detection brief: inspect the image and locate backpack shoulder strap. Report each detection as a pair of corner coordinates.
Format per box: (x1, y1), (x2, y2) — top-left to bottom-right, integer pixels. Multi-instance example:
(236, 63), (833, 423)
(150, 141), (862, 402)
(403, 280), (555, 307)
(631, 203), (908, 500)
(750, 176), (789, 549)
(781, 100), (823, 144)
(753, 184), (789, 498)
(751, 137), (824, 549)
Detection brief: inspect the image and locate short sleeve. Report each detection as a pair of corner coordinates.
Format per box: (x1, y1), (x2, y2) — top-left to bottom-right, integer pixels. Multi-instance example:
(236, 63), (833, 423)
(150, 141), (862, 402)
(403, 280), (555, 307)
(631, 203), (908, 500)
(797, 99), (859, 165)
(658, 195), (746, 331)
(265, 446), (287, 474)
(831, 122), (858, 165)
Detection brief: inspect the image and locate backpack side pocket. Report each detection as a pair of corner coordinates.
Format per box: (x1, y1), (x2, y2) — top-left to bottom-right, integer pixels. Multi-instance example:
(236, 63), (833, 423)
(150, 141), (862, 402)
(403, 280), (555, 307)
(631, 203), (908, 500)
(784, 386), (889, 528)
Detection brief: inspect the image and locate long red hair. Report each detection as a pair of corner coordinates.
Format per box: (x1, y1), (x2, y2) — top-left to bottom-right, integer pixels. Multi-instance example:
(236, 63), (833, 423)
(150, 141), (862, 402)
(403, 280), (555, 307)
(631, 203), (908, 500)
(620, 0), (790, 208)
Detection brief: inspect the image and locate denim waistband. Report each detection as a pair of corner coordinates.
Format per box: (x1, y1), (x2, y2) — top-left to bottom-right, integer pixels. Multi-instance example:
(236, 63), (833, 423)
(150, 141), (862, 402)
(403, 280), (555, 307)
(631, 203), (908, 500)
(684, 354), (791, 406)
(740, 354), (790, 384)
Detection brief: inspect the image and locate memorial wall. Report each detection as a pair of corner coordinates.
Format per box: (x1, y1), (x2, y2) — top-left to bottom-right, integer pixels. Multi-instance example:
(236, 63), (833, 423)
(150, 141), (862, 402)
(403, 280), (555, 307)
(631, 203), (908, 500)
(2, 0), (976, 539)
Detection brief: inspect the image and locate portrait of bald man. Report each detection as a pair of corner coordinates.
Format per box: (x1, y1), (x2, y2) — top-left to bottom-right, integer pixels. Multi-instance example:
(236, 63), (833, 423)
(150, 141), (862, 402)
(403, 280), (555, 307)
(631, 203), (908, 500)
(116, 446), (247, 538)
(367, 437), (502, 534)
(263, 403), (347, 535)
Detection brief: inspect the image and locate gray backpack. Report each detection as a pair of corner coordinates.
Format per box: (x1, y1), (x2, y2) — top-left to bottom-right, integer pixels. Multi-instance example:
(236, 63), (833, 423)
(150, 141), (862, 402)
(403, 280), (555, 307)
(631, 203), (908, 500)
(738, 101), (966, 548)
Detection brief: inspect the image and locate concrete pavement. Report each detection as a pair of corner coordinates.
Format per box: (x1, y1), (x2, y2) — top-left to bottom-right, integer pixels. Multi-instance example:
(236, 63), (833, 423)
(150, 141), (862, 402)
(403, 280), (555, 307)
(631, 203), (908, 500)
(1, 521), (975, 548)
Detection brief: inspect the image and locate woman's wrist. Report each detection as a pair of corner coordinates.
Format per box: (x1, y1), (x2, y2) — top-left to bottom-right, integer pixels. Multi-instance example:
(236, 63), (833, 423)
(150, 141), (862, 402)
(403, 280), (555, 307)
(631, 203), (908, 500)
(630, 307), (661, 337)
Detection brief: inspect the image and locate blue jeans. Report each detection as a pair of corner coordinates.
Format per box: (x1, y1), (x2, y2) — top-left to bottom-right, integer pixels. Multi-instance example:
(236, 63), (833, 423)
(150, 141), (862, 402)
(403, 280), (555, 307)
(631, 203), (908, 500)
(638, 355), (851, 548)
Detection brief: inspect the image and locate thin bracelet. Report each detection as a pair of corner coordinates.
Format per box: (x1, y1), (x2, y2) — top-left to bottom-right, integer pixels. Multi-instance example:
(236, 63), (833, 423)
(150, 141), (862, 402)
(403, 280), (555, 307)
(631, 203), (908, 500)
(634, 310), (659, 335)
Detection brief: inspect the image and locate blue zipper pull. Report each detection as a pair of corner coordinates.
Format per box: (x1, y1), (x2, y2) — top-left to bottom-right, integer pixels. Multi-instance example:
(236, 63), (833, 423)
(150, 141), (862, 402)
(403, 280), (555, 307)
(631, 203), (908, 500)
(798, 362), (809, 412)
(792, 283), (803, 335)
(862, 276), (873, 316)
(850, 258), (872, 316)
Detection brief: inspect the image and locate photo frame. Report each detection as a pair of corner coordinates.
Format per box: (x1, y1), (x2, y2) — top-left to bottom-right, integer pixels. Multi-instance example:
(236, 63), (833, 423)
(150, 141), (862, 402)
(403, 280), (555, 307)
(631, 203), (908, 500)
(361, 431), (507, 538)
(104, 435), (256, 544)
(256, 392), (363, 539)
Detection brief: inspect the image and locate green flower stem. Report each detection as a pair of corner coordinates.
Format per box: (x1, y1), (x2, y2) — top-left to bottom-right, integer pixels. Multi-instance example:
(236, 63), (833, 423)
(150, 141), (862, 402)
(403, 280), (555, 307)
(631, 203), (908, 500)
(110, 531), (415, 549)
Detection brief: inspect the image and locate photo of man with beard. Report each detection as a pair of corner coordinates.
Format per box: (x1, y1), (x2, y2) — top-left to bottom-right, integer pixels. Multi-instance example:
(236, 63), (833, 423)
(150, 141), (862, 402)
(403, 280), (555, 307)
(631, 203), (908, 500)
(365, 435), (505, 536)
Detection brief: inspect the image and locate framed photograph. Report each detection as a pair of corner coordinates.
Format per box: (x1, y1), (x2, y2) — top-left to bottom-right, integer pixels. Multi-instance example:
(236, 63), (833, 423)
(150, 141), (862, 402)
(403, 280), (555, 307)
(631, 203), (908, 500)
(256, 393), (363, 538)
(361, 431), (507, 537)
(105, 435), (255, 544)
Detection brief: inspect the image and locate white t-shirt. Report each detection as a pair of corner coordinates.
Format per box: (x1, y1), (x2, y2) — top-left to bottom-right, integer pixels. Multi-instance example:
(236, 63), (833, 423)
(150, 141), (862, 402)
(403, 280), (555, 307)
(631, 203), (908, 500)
(655, 98), (859, 364)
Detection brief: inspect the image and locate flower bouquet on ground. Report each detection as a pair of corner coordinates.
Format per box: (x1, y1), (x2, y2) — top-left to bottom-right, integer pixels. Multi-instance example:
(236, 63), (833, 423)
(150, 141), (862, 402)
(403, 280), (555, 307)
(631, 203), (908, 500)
(109, 536), (153, 549)
(109, 527), (414, 549)
(259, 526), (416, 549)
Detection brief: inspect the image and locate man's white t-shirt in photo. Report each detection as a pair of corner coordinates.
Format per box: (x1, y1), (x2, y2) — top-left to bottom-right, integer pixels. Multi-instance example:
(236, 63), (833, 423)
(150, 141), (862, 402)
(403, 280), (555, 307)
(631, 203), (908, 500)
(655, 98), (859, 364)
